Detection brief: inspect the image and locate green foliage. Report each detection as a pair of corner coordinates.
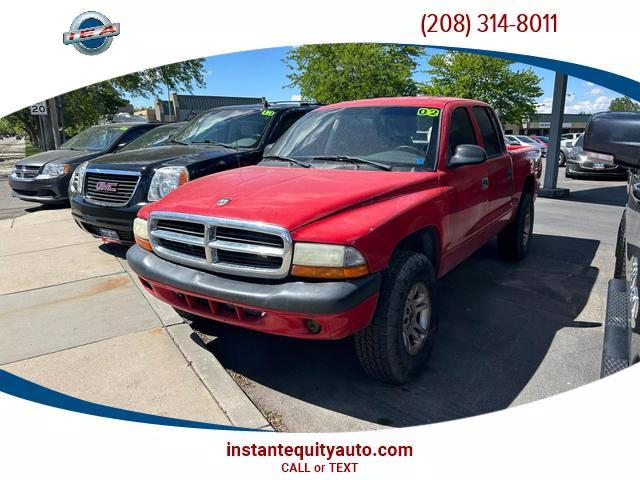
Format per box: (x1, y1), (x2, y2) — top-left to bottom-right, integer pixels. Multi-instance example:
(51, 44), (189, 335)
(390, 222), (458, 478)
(285, 44), (424, 104)
(608, 96), (640, 112)
(111, 59), (207, 98)
(421, 51), (543, 125)
(25, 142), (42, 157)
(0, 59), (207, 145)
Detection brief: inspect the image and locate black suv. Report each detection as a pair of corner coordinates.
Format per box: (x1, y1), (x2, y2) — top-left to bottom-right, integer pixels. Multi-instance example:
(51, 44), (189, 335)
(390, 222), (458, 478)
(9, 122), (164, 204)
(69, 102), (318, 244)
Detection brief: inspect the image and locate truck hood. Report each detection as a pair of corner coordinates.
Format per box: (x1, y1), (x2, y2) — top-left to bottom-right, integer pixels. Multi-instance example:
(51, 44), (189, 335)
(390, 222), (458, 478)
(142, 166), (440, 231)
(88, 144), (238, 174)
(15, 149), (97, 167)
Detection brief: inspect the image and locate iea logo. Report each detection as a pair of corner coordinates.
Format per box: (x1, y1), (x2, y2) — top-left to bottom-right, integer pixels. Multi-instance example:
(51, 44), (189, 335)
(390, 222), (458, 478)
(63, 11), (120, 56)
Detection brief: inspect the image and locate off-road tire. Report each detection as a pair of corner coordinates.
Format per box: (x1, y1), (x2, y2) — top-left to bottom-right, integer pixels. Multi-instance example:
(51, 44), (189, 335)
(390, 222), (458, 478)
(354, 251), (438, 384)
(614, 212), (626, 280)
(497, 189), (534, 261)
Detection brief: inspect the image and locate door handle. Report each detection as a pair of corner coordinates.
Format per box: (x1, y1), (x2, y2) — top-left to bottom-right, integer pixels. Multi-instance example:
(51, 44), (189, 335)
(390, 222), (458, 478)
(481, 177), (490, 190)
(632, 183), (640, 201)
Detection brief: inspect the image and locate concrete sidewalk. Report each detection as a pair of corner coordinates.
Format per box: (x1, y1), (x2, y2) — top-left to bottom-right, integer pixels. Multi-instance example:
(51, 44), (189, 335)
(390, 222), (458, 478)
(0, 208), (269, 429)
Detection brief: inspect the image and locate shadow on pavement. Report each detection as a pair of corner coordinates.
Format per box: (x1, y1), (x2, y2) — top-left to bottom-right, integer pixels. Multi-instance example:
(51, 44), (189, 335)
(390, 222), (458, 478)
(190, 233), (601, 429)
(557, 184), (627, 207)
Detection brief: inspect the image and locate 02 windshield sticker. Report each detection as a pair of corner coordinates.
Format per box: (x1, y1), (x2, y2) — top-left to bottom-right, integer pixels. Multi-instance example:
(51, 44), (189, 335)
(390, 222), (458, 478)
(261, 109), (275, 116)
(417, 108), (440, 117)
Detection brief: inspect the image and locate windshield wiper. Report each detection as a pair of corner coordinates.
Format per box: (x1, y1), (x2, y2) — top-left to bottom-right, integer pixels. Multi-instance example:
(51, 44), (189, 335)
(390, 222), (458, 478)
(191, 139), (231, 148)
(263, 155), (311, 168)
(312, 155), (392, 171)
(169, 139), (189, 146)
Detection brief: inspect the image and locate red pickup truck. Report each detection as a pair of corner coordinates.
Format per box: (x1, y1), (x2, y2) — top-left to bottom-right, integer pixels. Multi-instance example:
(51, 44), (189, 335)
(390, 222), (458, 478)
(127, 97), (541, 383)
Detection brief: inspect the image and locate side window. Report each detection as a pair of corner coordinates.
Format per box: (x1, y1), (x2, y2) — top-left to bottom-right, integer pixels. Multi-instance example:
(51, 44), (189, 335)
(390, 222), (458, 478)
(269, 110), (308, 142)
(472, 107), (502, 156)
(448, 107), (477, 160)
(118, 128), (148, 146)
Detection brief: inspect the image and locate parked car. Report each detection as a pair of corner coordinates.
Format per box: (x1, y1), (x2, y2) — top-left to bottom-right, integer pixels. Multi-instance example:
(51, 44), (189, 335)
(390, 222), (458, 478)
(115, 122), (186, 153)
(126, 97), (541, 384)
(561, 132), (583, 147)
(581, 112), (640, 376)
(69, 102), (318, 244)
(530, 135), (571, 166)
(565, 134), (627, 179)
(9, 123), (164, 204)
(505, 134), (546, 158)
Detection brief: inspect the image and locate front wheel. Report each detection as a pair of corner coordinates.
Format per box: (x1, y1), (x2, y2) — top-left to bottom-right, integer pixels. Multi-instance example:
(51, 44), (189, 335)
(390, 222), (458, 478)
(354, 251), (438, 384)
(497, 190), (534, 261)
(559, 151), (566, 167)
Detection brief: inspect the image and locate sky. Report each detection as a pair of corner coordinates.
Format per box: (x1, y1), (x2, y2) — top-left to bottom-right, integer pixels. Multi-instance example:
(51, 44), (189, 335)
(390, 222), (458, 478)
(126, 46), (623, 115)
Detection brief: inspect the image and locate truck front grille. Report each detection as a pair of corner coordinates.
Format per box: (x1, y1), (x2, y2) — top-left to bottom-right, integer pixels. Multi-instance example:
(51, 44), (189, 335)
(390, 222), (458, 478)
(84, 170), (140, 206)
(148, 212), (292, 279)
(13, 165), (40, 178)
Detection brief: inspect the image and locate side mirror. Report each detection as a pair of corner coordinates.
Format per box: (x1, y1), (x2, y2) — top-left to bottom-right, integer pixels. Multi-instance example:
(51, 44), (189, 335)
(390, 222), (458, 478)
(584, 111), (640, 169)
(263, 143), (275, 156)
(450, 144), (488, 167)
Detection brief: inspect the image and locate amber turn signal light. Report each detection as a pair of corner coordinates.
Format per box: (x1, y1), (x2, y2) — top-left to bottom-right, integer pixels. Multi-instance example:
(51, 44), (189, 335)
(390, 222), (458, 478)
(291, 264), (369, 280)
(135, 235), (152, 252)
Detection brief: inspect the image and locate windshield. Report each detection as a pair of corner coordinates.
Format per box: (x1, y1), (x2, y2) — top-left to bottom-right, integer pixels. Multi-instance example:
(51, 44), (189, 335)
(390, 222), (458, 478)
(119, 124), (182, 152)
(538, 136), (549, 143)
(575, 134), (584, 147)
(171, 108), (272, 148)
(267, 106), (440, 171)
(61, 125), (129, 152)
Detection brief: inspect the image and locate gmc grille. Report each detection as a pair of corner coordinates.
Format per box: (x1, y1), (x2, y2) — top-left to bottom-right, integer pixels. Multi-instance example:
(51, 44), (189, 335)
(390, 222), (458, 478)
(149, 212), (292, 279)
(84, 170), (140, 206)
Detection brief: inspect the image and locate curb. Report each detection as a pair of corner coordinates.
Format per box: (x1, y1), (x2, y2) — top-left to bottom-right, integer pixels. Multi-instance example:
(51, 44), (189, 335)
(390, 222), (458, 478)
(120, 256), (272, 430)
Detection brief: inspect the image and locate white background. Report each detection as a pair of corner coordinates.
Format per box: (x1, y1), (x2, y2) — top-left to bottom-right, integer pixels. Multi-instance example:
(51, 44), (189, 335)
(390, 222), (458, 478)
(1, 0), (640, 478)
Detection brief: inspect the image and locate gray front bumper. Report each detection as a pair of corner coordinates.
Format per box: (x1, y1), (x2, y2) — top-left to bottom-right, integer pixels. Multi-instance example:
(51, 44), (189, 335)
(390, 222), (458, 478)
(8, 174), (70, 203)
(126, 245), (381, 315)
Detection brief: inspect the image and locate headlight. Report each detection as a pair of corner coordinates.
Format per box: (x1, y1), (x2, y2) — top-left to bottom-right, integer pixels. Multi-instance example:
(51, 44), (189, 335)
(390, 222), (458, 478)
(69, 161), (88, 195)
(291, 243), (369, 279)
(41, 163), (70, 177)
(133, 217), (152, 251)
(148, 166), (190, 201)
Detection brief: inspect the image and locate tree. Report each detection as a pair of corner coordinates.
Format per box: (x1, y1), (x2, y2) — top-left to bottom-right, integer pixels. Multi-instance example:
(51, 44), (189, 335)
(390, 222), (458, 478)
(609, 96), (640, 112)
(284, 44), (424, 104)
(420, 51), (543, 125)
(112, 59), (207, 98)
(0, 59), (207, 146)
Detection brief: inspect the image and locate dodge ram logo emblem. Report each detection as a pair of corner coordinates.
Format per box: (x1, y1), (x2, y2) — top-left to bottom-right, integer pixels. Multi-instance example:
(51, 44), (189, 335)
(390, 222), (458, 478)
(95, 181), (117, 192)
(216, 197), (231, 206)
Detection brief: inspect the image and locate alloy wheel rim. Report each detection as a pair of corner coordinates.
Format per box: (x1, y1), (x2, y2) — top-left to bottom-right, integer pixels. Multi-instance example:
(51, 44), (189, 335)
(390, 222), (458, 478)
(401, 282), (431, 355)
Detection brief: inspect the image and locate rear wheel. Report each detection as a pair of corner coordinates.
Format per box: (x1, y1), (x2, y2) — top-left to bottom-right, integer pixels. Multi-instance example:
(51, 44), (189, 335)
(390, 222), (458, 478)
(354, 251), (438, 384)
(497, 190), (534, 261)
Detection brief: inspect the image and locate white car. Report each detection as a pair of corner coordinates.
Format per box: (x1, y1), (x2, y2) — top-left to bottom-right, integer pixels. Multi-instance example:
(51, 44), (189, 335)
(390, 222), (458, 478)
(561, 132), (583, 149)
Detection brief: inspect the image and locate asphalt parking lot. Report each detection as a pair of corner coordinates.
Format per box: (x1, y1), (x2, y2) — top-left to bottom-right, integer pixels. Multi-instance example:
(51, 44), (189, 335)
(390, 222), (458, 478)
(0, 167), (627, 432)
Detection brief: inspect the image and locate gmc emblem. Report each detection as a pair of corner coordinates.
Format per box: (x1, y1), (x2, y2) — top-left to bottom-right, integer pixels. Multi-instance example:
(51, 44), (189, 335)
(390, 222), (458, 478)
(95, 181), (117, 192)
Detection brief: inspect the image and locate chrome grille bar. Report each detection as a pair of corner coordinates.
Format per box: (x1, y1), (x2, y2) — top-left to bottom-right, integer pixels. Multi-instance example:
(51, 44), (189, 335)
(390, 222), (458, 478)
(148, 211), (292, 279)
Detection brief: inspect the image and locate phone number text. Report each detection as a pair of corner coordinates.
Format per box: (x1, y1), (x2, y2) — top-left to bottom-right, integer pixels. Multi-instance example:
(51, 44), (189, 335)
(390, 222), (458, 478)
(421, 13), (558, 37)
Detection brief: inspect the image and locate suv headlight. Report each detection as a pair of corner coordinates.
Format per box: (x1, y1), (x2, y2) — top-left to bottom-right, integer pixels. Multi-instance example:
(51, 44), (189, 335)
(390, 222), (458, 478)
(148, 166), (190, 201)
(291, 243), (369, 279)
(69, 161), (88, 195)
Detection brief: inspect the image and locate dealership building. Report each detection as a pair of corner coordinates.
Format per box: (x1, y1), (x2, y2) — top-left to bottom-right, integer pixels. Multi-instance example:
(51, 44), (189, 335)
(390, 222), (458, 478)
(135, 93), (263, 122)
(504, 113), (590, 136)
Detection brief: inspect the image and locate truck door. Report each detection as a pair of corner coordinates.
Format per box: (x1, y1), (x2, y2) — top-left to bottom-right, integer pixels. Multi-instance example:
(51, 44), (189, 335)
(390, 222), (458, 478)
(444, 106), (489, 256)
(472, 106), (513, 232)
